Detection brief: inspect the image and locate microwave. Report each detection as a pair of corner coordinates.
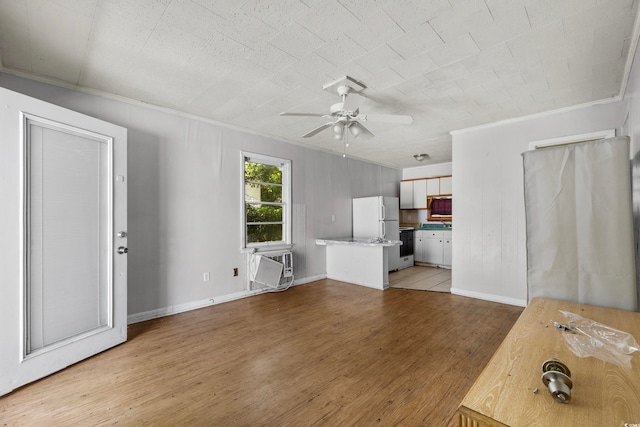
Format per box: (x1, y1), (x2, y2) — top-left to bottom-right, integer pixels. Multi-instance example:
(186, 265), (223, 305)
(431, 196), (452, 216)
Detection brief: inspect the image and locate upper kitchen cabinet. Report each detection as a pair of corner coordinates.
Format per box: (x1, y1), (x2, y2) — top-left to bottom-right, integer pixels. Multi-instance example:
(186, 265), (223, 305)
(400, 176), (452, 209)
(426, 178), (439, 196)
(400, 180), (413, 209)
(413, 179), (427, 209)
(400, 179), (427, 209)
(439, 176), (452, 195)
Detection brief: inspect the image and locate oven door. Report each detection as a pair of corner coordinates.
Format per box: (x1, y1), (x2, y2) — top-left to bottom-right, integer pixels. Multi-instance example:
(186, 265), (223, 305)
(400, 230), (414, 256)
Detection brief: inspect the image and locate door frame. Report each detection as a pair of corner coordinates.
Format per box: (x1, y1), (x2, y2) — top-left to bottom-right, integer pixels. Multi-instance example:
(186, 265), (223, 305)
(19, 112), (117, 361)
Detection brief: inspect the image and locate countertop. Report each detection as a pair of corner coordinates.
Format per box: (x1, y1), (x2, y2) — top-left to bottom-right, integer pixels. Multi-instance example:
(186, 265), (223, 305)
(315, 237), (402, 247)
(400, 223), (452, 231)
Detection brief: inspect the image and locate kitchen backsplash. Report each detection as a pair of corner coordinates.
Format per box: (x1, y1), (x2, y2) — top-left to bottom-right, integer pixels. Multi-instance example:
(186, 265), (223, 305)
(400, 209), (451, 228)
(400, 209), (429, 224)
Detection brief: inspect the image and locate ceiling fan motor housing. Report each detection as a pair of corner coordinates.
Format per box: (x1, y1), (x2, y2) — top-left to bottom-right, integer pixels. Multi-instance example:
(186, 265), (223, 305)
(280, 75), (412, 139)
(337, 85), (351, 97)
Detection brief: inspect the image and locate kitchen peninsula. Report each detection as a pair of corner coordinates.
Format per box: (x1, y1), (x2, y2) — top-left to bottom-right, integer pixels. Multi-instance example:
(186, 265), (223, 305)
(315, 237), (402, 290)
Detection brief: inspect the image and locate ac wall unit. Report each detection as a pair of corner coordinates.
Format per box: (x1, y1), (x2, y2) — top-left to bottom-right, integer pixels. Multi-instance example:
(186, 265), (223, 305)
(250, 251), (294, 290)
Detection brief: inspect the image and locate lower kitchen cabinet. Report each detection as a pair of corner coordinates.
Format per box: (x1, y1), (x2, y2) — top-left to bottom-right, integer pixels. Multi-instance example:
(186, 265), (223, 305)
(424, 234), (443, 265)
(443, 235), (452, 266)
(415, 231), (425, 263)
(414, 230), (451, 267)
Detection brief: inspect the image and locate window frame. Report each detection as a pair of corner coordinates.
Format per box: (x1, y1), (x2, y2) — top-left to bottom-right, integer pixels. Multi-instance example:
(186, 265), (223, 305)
(528, 129), (615, 150)
(241, 151), (291, 249)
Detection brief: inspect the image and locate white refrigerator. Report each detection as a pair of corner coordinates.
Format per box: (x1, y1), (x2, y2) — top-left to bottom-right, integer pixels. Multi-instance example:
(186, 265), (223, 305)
(352, 196), (400, 271)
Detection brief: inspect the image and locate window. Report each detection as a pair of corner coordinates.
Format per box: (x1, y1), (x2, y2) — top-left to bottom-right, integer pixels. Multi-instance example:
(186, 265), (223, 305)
(242, 152), (291, 248)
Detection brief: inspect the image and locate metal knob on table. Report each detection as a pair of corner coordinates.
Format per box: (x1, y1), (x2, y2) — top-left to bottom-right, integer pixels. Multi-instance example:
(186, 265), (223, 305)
(541, 358), (573, 403)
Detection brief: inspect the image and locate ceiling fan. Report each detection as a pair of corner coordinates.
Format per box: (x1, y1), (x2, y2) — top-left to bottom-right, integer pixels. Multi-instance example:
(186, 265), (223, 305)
(279, 76), (413, 140)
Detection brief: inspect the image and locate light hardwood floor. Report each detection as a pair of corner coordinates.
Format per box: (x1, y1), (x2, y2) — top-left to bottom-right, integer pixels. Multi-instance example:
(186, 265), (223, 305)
(389, 266), (451, 292)
(0, 279), (522, 426)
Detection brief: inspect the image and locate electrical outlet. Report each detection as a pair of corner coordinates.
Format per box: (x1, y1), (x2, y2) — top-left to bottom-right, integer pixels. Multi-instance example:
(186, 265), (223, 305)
(233, 268), (238, 276)
(203, 272), (210, 282)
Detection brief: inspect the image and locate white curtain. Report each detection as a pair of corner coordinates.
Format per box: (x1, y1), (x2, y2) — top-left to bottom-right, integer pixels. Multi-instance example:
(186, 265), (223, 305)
(522, 136), (637, 311)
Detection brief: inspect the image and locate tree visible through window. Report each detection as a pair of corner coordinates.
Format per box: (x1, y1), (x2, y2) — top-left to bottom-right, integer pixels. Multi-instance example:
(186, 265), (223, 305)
(243, 153), (290, 246)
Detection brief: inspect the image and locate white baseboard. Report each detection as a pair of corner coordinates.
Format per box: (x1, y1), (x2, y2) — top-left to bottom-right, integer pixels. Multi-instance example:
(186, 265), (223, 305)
(450, 287), (527, 307)
(127, 275), (326, 324)
(292, 274), (326, 284)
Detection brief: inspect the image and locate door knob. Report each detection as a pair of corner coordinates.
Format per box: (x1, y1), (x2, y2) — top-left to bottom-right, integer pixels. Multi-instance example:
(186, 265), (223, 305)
(117, 246), (128, 254)
(541, 358), (572, 403)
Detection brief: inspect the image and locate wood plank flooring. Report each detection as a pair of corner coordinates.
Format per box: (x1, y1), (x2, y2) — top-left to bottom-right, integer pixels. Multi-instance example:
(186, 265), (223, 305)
(0, 279), (523, 426)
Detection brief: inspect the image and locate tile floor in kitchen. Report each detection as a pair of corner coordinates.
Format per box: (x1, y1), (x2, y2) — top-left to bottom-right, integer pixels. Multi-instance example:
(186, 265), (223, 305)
(389, 266), (451, 292)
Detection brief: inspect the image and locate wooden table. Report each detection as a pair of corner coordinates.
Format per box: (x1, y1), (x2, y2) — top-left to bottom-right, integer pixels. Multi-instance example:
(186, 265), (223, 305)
(455, 297), (640, 427)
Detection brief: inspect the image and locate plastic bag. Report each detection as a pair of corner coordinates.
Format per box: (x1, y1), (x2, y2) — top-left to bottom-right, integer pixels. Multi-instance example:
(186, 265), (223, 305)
(554, 310), (640, 369)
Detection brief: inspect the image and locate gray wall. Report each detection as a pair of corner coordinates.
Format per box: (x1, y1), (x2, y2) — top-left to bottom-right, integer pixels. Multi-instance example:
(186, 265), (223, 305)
(0, 73), (401, 318)
(622, 38), (640, 311)
(451, 101), (631, 306)
(450, 36), (640, 308)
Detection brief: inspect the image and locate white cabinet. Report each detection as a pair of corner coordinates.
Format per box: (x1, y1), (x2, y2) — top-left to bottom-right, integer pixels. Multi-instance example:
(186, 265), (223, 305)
(400, 179), (427, 209)
(414, 230), (452, 267)
(414, 230), (425, 262)
(440, 176), (452, 195)
(443, 231), (452, 267)
(413, 179), (427, 209)
(400, 181), (413, 209)
(426, 178), (440, 196)
(402, 176), (452, 209)
(423, 230), (444, 265)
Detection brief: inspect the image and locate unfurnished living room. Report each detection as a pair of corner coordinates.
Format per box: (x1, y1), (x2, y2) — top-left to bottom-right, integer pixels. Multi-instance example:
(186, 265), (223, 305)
(1, 1), (640, 426)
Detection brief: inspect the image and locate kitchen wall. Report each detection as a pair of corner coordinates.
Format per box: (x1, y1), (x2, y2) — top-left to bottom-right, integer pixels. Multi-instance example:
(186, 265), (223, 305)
(400, 162), (452, 225)
(451, 36), (640, 308)
(0, 72), (401, 321)
(402, 162), (452, 180)
(451, 100), (629, 306)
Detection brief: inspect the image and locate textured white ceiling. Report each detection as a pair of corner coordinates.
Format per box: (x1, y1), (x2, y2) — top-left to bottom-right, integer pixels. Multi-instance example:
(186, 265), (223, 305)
(0, 0), (638, 169)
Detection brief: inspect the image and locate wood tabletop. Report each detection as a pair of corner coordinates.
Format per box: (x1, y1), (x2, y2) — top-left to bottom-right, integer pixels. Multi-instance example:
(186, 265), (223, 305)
(457, 297), (640, 427)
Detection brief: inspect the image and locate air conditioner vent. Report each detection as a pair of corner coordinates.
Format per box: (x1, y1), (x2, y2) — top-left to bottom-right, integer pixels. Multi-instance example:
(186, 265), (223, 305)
(249, 250), (294, 290)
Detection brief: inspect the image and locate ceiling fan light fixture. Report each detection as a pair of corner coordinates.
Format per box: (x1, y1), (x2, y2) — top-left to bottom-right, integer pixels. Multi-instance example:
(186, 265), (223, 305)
(349, 122), (362, 137)
(414, 153), (429, 162)
(334, 133), (343, 140)
(333, 122), (344, 135)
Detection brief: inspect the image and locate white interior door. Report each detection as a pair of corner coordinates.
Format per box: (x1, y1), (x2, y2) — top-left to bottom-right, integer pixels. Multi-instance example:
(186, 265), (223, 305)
(0, 87), (127, 396)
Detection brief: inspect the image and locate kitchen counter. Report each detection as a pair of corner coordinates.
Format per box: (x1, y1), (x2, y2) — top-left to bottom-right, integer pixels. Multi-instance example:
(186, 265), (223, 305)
(417, 224), (452, 230)
(315, 237), (401, 290)
(315, 237), (402, 247)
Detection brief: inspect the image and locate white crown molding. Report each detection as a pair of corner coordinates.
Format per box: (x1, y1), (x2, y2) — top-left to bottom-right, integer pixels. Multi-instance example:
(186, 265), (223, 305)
(620, 1), (640, 99)
(0, 67), (400, 170)
(449, 96), (623, 136)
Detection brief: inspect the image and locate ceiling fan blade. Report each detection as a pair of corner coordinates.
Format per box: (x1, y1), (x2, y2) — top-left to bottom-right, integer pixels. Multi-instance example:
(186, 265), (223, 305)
(329, 102), (345, 113)
(358, 114), (413, 125)
(302, 122), (334, 138)
(280, 112), (328, 117)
